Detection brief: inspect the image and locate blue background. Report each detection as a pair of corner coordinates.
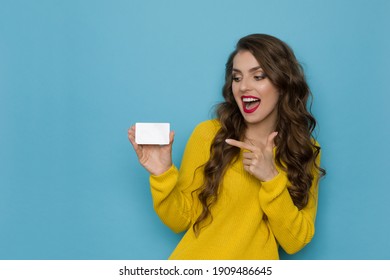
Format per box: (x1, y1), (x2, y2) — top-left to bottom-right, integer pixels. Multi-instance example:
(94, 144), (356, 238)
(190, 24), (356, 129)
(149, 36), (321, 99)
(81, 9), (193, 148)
(1, 0), (389, 260)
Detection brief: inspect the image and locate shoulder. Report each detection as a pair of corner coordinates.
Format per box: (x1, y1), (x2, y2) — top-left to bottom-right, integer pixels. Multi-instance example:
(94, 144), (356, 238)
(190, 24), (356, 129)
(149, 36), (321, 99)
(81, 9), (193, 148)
(311, 137), (320, 146)
(311, 138), (321, 149)
(194, 119), (221, 134)
(182, 120), (221, 159)
(310, 138), (322, 166)
(310, 138), (322, 154)
(188, 119), (221, 144)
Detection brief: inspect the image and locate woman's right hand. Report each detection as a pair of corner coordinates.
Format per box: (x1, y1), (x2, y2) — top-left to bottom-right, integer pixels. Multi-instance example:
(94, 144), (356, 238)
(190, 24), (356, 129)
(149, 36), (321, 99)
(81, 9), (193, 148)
(128, 125), (175, 176)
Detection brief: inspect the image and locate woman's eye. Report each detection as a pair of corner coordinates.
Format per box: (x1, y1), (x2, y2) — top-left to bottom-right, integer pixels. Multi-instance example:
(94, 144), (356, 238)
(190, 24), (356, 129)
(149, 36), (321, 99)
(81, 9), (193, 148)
(232, 76), (241, 82)
(254, 74), (267, 81)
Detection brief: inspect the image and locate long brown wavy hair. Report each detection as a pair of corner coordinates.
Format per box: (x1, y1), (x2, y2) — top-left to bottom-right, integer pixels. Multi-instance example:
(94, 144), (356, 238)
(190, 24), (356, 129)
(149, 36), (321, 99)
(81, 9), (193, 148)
(192, 34), (326, 235)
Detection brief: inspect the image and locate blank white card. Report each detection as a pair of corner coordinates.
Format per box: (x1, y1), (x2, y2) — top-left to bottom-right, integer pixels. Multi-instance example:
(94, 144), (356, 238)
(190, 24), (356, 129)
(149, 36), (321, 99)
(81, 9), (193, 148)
(135, 123), (170, 145)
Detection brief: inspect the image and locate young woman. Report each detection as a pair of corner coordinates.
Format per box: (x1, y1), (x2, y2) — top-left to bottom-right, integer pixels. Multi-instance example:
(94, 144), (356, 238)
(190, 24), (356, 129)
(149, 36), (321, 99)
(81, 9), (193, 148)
(128, 34), (325, 260)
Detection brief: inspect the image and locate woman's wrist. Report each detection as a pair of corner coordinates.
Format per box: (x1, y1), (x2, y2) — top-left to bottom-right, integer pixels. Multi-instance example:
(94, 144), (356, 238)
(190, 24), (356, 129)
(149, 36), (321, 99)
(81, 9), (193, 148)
(262, 168), (279, 182)
(150, 164), (173, 176)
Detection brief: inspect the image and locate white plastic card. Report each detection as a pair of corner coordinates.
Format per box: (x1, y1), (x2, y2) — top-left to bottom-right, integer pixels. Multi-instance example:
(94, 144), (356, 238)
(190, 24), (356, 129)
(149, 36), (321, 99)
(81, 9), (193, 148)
(135, 123), (170, 145)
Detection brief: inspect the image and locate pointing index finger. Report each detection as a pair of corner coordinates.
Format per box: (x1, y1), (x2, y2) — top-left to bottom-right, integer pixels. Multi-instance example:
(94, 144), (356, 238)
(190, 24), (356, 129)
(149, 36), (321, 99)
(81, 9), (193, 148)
(225, 139), (255, 151)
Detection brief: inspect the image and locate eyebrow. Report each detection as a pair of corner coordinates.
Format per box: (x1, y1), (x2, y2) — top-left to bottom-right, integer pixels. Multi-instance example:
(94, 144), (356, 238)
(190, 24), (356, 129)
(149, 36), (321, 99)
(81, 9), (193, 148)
(232, 66), (263, 73)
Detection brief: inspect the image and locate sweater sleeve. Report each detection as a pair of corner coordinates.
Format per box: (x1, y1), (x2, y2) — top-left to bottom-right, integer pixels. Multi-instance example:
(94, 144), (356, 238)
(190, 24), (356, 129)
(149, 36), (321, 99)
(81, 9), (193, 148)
(149, 120), (218, 233)
(259, 148), (322, 254)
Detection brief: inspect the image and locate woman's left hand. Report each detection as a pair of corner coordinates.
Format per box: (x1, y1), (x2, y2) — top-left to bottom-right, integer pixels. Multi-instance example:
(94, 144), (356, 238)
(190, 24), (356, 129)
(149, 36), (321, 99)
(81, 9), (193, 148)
(225, 132), (279, 182)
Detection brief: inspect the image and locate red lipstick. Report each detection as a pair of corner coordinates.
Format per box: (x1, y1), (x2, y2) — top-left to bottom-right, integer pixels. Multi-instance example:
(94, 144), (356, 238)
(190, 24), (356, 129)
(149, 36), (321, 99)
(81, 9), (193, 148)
(241, 95), (261, 113)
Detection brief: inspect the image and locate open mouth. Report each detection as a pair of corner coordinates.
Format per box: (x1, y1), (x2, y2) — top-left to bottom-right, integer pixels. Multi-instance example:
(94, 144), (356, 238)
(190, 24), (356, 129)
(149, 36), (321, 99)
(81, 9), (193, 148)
(242, 96), (261, 113)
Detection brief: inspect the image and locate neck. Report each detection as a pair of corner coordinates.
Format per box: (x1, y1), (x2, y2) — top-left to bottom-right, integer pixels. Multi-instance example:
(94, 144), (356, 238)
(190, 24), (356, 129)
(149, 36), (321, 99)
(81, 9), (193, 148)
(244, 113), (277, 147)
(245, 125), (274, 147)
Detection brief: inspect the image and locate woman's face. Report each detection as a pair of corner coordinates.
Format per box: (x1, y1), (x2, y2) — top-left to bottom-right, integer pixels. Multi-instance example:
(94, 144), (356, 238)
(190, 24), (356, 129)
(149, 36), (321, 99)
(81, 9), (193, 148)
(231, 50), (280, 128)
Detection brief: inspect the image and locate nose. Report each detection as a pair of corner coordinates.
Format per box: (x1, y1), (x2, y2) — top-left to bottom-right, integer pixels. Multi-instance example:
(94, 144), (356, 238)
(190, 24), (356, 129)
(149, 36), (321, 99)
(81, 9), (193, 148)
(239, 76), (252, 92)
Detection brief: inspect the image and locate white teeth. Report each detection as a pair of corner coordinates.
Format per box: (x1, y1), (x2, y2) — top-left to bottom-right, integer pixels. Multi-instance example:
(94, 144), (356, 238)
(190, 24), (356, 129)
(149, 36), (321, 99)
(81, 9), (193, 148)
(242, 97), (259, 102)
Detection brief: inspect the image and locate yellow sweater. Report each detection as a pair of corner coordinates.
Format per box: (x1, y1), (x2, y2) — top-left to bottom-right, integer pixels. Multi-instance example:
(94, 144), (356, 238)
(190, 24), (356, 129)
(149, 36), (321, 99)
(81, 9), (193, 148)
(150, 119), (321, 260)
